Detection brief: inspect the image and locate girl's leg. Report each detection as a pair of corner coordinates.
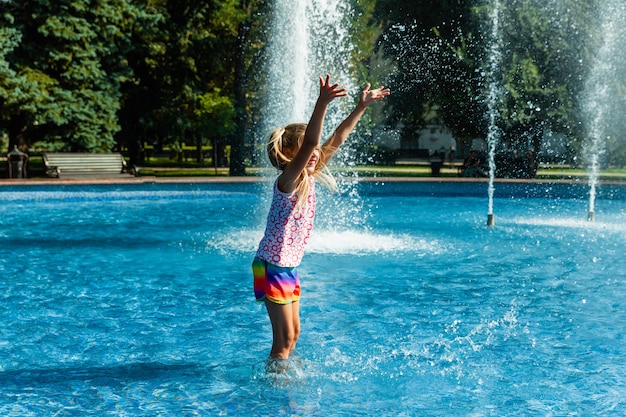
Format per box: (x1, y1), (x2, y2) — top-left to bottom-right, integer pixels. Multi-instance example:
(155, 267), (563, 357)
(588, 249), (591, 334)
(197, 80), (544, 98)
(265, 300), (296, 359)
(290, 300), (300, 353)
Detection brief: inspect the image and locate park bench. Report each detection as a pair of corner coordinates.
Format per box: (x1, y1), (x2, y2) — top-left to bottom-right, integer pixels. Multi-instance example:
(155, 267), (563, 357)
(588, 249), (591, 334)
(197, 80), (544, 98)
(43, 152), (130, 178)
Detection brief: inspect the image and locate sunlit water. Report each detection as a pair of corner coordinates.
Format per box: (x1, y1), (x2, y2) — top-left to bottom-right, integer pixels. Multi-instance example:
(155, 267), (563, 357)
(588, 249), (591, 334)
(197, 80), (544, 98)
(0, 181), (624, 415)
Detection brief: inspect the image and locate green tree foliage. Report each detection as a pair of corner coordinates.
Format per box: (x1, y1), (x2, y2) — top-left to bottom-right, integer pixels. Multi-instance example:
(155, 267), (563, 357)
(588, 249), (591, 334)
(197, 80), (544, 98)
(349, 0), (380, 81)
(0, 15), (31, 143)
(118, 0), (265, 170)
(196, 89), (235, 137)
(195, 87), (235, 165)
(118, 0), (239, 162)
(495, 0), (596, 158)
(3, 0), (621, 171)
(374, 0), (481, 149)
(1, 0), (152, 152)
(228, 0), (270, 175)
(1, 0), (269, 172)
(374, 0), (614, 166)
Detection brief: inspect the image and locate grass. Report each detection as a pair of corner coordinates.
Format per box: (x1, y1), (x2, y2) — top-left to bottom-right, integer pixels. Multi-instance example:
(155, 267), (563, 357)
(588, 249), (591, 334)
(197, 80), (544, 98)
(135, 163), (626, 182)
(16, 155), (626, 182)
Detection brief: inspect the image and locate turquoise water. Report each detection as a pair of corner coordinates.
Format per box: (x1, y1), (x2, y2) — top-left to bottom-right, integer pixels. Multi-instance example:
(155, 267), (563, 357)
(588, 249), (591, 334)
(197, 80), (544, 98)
(0, 181), (624, 416)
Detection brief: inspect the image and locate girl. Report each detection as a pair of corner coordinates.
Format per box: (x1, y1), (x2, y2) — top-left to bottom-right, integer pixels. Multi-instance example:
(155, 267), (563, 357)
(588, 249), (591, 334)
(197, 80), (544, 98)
(253, 74), (390, 362)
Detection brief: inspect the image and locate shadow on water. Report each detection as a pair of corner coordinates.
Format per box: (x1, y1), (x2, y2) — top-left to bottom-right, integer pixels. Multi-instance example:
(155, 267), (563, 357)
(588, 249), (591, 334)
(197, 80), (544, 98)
(0, 362), (214, 388)
(6, 236), (166, 250)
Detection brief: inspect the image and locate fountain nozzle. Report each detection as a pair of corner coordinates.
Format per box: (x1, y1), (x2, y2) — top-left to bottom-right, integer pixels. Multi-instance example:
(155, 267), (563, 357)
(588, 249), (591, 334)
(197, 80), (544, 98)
(487, 213), (495, 227)
(587, 211), (595, 221)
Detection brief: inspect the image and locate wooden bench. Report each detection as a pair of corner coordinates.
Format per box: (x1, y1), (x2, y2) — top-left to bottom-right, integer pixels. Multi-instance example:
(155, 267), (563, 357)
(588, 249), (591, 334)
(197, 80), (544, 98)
(43, 153), (129, 178)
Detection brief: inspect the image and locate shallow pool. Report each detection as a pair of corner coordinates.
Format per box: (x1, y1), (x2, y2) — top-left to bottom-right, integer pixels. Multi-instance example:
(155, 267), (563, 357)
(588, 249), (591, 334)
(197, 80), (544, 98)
(0, 180), (624, 415)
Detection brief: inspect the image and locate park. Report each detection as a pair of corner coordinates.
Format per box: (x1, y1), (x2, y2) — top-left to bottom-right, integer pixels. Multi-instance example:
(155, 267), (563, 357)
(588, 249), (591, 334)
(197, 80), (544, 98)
(1, 0), (625, 415)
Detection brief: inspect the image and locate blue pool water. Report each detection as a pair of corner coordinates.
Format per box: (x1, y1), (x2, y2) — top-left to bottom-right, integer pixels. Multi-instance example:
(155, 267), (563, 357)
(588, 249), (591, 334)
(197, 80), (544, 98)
(0, 180), (624, 416)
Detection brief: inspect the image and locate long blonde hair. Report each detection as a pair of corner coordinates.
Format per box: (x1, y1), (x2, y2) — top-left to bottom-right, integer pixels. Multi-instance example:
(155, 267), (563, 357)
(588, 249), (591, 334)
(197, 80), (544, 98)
(267, 123), (337, 209)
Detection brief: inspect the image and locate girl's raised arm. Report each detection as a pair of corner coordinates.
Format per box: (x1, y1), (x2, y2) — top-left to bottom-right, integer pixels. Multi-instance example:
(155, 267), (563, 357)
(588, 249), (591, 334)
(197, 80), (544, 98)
(279, 75), (346, 192)
(322, 83), (390, 164)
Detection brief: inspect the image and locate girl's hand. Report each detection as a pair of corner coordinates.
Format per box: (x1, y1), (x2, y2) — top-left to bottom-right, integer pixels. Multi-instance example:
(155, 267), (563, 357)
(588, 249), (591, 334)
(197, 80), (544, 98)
(318, 74), (347, 104)
(359, 83), (391, 109)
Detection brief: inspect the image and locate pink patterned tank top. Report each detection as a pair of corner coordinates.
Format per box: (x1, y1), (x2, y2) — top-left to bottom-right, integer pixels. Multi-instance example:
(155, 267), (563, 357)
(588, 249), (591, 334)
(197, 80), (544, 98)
(256, 177), (316, 267)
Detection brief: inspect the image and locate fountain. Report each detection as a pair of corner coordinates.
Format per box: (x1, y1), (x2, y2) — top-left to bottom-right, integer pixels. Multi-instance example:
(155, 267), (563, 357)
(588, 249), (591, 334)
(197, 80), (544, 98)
(1, 1), (625, 415)
(262, 0), (357, 136)
(260, 0), (368, 230)
(0, 181), (625, 414)
(260, 0), (407, 232)
(378, 0), (626, 227)
(583, 0), (626, 222)
(484, 0), (503, 227)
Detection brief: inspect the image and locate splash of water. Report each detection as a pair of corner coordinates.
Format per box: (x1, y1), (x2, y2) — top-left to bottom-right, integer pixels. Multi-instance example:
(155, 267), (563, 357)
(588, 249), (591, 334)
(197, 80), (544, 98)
(206, 229), (448, 257)
(261, 0), (364, 229)
(583, 1), (625, 221)
(485, 0), (504, 225)
(262, 0), (357, 133)
(512, 215), (626, 233)
(265, 1), (309, 124)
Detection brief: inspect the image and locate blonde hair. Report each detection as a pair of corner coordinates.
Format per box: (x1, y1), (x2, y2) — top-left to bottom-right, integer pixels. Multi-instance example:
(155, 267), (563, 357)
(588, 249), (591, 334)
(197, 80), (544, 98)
(267, 123), (337, 209)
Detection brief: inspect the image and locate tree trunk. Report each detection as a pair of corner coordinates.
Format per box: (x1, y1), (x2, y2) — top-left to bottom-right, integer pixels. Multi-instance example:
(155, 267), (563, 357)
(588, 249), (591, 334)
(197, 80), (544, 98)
(229, 8), (251, 176)
(7, 116), (29, 152)
(195, 134), (204, 163)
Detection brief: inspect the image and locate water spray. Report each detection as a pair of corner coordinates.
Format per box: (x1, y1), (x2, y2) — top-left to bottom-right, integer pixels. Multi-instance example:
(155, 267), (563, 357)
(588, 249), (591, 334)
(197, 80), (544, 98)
(485, 0), (503, 228)
(263, 0), (364, 231)
(582, 1), (624, 222)
(263, 0), (356, 131)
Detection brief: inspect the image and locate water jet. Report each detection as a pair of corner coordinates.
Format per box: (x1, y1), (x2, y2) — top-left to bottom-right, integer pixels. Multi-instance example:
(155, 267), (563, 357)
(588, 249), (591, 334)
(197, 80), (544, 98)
(583, 0), (626, 222)
(485, 0), (503, 228)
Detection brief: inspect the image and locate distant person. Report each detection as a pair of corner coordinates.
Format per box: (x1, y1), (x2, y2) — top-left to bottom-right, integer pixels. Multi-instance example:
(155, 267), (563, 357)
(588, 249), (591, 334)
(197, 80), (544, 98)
(461, 150), (487, 177)
(448, 142), (456, 168)
(523, 150), (537, 178)
(252, 74), (390, 368)
(438, 146), (446, 161)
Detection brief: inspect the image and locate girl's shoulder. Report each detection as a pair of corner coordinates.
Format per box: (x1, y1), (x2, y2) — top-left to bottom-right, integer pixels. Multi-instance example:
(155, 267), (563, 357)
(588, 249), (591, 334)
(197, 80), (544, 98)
(274, 173), (315, 195)
(273, 175), (295, 197)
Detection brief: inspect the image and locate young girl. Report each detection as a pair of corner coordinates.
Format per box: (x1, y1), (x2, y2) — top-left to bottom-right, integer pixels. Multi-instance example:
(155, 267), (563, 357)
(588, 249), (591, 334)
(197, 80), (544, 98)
(253, 74), (390, 362)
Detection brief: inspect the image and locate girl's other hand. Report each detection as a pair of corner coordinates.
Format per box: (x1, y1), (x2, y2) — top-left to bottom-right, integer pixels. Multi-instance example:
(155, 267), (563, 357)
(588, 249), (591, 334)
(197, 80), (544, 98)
(318, 74), (347, 104)
(359, 83), (391, 108)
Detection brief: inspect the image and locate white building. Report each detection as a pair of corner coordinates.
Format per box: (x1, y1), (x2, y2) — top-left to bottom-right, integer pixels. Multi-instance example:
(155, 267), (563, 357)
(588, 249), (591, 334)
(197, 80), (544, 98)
(417, 124), (458, 156)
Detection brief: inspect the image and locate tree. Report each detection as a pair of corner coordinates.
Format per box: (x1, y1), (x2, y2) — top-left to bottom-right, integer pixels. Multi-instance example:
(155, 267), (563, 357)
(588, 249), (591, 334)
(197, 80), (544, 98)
(495, 0), (597, 159)
(1, 0), (151, 152)
(116, 0), (260, 170)
(373, 0), (606, 167)
(0, 13), (33, 149)
(195, 88), (235, 166)
(374, 0), (482, 151)
(229, 0), (265, 176)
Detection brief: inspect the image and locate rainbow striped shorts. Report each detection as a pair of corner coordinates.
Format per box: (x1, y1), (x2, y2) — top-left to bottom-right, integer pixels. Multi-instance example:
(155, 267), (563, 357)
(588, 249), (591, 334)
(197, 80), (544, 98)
(252, 257), (301, 305)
